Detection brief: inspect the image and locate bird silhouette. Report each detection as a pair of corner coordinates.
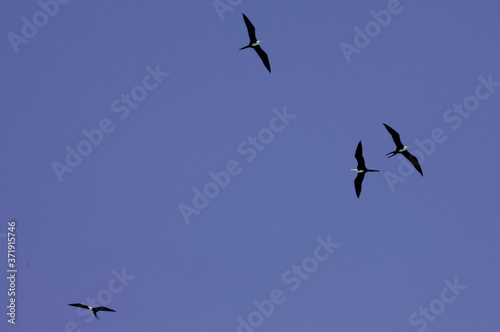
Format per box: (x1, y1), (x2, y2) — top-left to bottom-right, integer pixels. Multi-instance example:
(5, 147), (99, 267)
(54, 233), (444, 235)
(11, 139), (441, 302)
(239, 14), (271, 72)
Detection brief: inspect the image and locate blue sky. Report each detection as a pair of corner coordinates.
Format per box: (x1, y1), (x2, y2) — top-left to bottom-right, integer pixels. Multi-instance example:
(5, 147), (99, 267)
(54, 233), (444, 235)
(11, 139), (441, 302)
(1, 1), (500, 331)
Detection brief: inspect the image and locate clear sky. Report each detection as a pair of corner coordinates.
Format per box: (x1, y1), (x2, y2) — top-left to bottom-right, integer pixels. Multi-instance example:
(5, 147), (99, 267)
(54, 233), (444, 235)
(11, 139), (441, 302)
(1, 1), (500, 331)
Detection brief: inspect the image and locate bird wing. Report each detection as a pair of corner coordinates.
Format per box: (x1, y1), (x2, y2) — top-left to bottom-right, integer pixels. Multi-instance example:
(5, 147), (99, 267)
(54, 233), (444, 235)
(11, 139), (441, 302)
(242, 14), (257, 43)
(354, 141), (366, 170)
(354, 173), (365, 198)
(383, 123), (403, 149)
(68, 303), (90, 309)
(402, 150), (423, 176)
(94, 306), (116, 312)
(254, 46), (271, 72)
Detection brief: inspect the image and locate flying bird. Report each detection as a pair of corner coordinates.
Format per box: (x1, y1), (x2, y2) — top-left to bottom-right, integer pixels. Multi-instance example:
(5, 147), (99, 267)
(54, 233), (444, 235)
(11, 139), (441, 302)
(383, 123), (423, 176)
(351, 141), (379, 198)
(239, 13), (271, 72)
(68, 303), (116, 320)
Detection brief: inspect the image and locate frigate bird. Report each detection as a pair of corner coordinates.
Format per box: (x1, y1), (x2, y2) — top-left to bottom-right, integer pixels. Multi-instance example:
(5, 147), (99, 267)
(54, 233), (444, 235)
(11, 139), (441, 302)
(383, 123), (423, 176)
(68, 303), (116, 320)
(240, 14), (271, 72)
(351, 141), (379, 198)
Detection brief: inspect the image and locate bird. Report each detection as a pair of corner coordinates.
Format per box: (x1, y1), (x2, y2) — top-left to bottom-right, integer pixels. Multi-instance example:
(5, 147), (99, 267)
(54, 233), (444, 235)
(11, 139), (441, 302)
(239, 13), (271, 72)
(351, 141), (379, 198)
(68, 303), (116, 320)
(383, 123), (423, 176)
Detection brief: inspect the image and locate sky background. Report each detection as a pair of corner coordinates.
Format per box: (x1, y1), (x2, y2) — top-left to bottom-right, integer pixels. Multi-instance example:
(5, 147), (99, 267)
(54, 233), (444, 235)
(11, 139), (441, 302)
(1, 0), (500, 331)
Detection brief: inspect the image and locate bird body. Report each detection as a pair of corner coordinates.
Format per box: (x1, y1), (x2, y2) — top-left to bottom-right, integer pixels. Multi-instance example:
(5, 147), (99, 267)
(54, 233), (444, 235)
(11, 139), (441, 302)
(352, 141), (379, 198)
(68, 303), (116, 320)
(240, 14), (271, 72)
(383, 123), (423, 176)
